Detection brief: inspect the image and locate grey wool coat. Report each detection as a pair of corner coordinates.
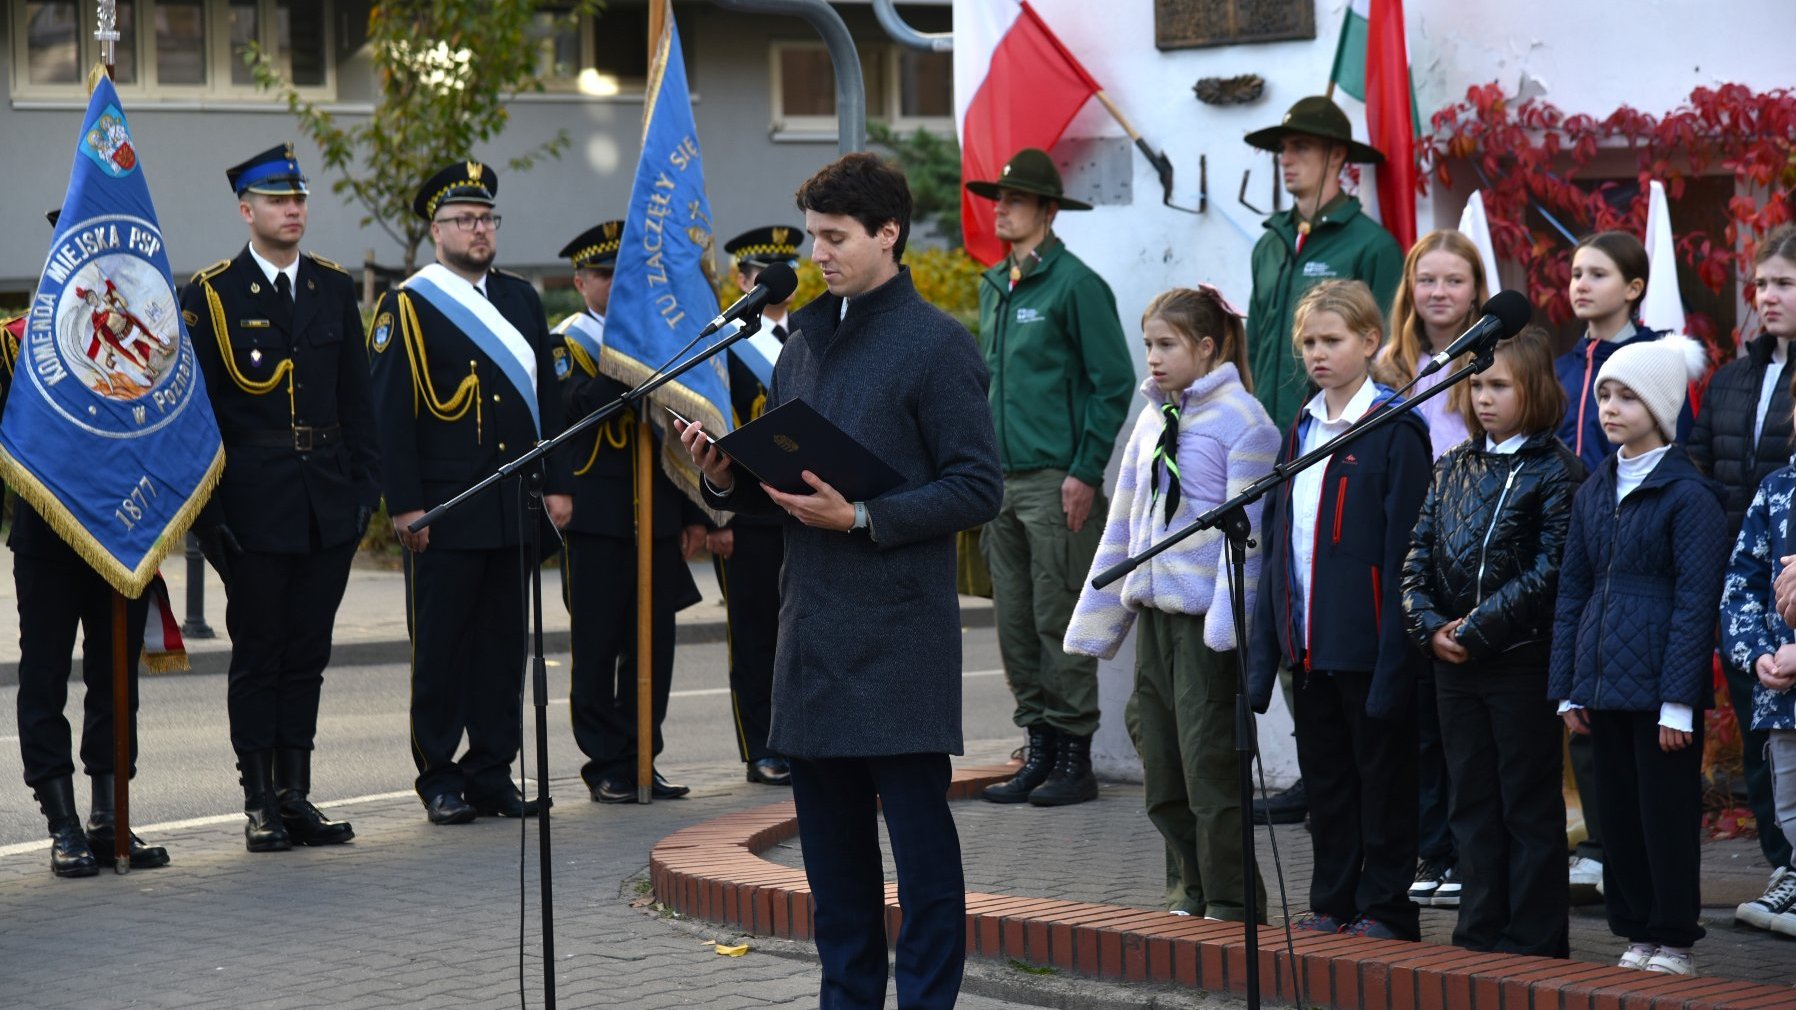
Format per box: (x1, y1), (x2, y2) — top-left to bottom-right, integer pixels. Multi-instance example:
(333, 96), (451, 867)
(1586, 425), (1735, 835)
(704, 267), (1002, 759)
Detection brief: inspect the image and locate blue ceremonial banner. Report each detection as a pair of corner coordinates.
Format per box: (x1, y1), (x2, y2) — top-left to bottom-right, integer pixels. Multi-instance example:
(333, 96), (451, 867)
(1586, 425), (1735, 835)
(0, 72), (223, 598)
(604, 7), (731, 507)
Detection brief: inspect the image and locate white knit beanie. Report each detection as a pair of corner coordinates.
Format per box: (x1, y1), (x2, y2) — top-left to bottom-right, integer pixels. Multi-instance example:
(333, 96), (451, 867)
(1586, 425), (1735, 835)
(1593, 334), (1708, 442)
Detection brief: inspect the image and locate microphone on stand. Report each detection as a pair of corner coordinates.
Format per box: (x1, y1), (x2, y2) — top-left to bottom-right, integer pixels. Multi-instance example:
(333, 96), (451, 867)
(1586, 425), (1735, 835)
(697, 262), (799, 339)
(1417, 290), (1533, 378)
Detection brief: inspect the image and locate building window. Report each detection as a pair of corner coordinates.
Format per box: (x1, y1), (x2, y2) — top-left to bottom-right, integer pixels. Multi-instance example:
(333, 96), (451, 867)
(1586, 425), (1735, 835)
(1153, 0), (1316, 50)
(578, 3), (696, 96)
(771, 41), (952, 137)
(11, 0), (333, 101)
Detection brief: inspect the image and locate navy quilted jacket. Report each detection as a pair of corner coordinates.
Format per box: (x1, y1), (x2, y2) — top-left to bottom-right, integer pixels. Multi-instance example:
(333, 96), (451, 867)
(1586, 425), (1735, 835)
(1547, 446), (1726, 711)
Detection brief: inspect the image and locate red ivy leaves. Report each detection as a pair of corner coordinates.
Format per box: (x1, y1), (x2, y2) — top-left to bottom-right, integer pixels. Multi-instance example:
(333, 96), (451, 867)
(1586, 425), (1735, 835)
(1422, 83), (1796, 346)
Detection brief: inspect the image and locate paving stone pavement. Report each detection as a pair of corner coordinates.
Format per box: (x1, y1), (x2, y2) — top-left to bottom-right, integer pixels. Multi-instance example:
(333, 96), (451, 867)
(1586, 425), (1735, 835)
(762, 780), (1796, 989)
(0, 761), (1057, 1009)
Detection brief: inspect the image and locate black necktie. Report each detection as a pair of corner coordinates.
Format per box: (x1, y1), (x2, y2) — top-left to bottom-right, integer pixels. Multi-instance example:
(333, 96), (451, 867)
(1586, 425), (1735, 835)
(275, 272), (293, 302)
(773, 323), (788, 343)
(270, 272), (294, 330)
(1150, 402), (1181, 527)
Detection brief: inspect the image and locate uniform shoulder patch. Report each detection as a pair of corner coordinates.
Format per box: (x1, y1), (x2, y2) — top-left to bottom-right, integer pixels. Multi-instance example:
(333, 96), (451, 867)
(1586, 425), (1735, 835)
(305, 251), (349, 275)
(552, 345), (570, 379)
(181, 309), (199, 327)
(370, 311), (395, 354)
(190, 258), (232, 286)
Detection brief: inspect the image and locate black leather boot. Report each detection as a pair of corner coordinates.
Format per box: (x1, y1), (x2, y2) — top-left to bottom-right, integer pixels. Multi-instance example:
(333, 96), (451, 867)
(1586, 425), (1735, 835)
(982, 725), (1057, 804)
(275, 749), (354, 845)
(238, 751), (293, 852)
(86, 773), (170, 869)
(1028, 731), (1099, 806)
(36, 777), (98, 878)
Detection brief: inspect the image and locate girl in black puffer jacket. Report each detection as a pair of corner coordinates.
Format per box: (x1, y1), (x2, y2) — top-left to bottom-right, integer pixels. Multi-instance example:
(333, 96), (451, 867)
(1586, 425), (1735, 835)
(1401, 327), (1582, 957)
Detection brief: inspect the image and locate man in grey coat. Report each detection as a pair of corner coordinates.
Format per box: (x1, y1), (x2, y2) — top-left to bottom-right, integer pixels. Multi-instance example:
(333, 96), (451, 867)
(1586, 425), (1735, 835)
(678, 152), (1002, 1010)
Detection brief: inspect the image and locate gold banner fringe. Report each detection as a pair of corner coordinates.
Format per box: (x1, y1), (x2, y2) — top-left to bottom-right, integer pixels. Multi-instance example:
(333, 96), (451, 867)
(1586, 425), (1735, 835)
(597, 345), (729, 525)
(141, 650), (189, 674)
(0, 442), (225, 600)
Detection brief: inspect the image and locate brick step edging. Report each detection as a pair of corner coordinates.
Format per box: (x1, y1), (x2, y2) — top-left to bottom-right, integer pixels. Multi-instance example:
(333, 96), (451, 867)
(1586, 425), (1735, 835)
(647, 765), (1790, 1010)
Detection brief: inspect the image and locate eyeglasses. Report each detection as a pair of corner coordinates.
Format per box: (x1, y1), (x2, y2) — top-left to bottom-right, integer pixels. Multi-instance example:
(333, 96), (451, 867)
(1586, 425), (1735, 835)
(436, 214), (502, 232)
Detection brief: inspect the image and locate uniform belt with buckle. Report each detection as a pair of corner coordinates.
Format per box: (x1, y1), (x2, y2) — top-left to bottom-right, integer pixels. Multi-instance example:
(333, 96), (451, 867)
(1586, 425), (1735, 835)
(227, 425), (342, 451)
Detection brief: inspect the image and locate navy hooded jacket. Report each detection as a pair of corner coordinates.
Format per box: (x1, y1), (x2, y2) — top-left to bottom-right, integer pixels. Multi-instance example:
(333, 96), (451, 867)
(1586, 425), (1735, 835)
(1249, 383), (1432, 721)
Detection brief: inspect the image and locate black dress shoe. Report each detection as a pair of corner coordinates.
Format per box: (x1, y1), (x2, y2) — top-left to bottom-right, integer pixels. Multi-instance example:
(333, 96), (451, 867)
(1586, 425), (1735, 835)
(467, 786), (542, 818)
(652, 770), (690, 799)
(746, 758), (791, 786)
(425, 793), (477, 825)
(1251, 778), (1308, 825)
(589, 776), (637, 804)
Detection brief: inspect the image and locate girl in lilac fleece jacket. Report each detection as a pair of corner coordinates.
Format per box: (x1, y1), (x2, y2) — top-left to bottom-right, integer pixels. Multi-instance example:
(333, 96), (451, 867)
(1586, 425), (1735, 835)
(1065, 287), (1279, 920)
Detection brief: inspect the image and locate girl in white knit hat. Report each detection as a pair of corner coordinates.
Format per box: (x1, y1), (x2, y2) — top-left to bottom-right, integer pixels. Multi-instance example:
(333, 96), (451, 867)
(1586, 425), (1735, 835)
(1547, 332), (1723, 975)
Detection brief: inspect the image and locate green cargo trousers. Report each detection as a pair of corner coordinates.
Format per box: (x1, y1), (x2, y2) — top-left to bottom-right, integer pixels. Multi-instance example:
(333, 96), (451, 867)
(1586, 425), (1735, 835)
(1130, 608), (1266, 922)
(981, 469), (1103, 737)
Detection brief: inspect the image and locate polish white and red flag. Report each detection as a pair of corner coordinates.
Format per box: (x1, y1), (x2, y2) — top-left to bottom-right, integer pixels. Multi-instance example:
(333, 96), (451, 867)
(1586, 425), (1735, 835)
(952, 0), (1101, 266)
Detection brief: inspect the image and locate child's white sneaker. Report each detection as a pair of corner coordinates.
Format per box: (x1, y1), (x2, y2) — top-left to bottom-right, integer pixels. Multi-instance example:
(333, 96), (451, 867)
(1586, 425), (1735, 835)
(1643, 947), (1695, 975)
(1616, 943), (1656, 969)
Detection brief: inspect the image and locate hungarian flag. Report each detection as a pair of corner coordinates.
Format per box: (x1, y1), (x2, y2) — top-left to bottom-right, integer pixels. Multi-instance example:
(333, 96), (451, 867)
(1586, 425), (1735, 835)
(952, 0), (1100, 266)
(1330, 0), (1420, 248)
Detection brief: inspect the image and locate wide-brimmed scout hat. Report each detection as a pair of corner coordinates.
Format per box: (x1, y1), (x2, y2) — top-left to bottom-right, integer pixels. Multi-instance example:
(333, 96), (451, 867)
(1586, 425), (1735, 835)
(1244, 96), (1386, 165)
(964, 148), (1092, 211)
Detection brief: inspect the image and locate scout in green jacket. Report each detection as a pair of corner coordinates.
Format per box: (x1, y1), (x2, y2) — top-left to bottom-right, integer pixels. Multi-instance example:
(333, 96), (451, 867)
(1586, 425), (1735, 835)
(1244, 96), (1404, 431)
(969, 148), (1135, 809)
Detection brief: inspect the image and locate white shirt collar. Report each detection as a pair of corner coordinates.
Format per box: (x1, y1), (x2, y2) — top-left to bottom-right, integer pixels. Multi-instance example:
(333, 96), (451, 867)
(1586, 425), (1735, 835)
(1486, 431), (1528, 454)
(1303, 376), (1378, 426)
(247, 243), (300, 290)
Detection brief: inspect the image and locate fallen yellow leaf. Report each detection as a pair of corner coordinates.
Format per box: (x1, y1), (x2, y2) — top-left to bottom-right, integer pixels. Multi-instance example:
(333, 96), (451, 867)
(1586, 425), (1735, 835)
(714, 942), (750, 957)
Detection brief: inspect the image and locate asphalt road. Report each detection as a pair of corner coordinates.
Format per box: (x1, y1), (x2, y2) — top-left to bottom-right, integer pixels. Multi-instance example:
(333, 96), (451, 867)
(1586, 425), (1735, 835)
(0, 628), (1015, 848)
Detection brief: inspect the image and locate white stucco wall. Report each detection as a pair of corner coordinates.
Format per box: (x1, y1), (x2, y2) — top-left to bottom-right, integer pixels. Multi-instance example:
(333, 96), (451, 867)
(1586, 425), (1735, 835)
(1014, 0), (1783, 783)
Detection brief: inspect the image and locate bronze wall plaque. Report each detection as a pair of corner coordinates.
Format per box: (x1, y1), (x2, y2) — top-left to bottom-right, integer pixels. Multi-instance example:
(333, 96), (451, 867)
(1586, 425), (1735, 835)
(1156, 0), (1317, 51)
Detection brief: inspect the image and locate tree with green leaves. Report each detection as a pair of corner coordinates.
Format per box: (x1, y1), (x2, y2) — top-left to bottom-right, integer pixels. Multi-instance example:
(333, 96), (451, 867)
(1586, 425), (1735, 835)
(869, 122), (962, 248)
(248, 0), (600, 272)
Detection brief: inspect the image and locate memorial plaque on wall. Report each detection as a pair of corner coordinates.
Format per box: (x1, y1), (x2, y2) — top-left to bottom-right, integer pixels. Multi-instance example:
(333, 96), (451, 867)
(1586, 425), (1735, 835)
(1155, 0), (1316, 51)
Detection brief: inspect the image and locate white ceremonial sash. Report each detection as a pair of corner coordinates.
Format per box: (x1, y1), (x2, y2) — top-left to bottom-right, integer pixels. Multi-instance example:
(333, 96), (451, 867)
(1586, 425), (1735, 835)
(402, 263), (540, 435)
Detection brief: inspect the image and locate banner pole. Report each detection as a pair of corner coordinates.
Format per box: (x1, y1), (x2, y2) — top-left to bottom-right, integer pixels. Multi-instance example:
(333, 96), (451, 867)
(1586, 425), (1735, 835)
(111, 590), (130, 873)
(635, 403), (655, 804)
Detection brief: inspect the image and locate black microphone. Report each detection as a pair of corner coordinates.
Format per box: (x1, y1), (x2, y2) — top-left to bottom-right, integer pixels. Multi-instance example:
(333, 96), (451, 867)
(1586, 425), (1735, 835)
(1417, 290), (1533, 378)
(697, 262), (798, 339)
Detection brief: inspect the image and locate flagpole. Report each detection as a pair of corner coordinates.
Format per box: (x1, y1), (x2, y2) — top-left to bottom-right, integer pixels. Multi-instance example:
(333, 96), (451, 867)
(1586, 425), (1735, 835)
(632, 0), (669, 807)
(93, 0), (131, 876)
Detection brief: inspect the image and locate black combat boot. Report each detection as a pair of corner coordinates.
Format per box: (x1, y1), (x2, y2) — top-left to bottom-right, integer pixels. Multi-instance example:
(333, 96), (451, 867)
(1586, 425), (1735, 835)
(982, 725), (1057, 804)
(238, 751), (293, 852)
(275, 749), (354, 845)
(1027, 731), (1099, 807)
(35, 776), (98, 878)
(85, 773), (170, 869)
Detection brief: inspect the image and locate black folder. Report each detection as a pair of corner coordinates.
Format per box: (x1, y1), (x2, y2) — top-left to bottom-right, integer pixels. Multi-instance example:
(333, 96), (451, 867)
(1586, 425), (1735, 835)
(715, 397), (907, 501)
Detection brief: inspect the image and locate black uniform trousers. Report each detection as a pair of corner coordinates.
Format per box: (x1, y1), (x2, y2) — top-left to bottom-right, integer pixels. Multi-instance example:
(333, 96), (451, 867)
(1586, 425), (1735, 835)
(1293, 667), (1420, 938)
(789, 753), (965, 1010)
(1588, 708), (1707, 948)
(1436, 660), (1569, 956)
(564, 531), (691, 785)
(224, 540), (356, 754)
(14, 551), (148, 788)
(713, 523), (782, 763)
(403, 546), (526, 802)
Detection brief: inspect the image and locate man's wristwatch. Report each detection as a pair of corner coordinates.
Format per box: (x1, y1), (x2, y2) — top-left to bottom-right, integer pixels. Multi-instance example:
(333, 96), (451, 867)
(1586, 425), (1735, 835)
(851, 501), (869, 533)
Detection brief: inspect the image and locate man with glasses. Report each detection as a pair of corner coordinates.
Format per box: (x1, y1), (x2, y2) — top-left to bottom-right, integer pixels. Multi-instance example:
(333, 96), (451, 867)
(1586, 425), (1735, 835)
(183, 143), (380, 852)
(367, 160), (574, 825)
(549, 220), (707, 804)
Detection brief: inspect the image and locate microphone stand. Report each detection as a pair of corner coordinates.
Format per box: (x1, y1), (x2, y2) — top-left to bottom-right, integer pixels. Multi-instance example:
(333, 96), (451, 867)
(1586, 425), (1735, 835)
(1090, 347), (1496, 1010)
(406, 313), (765, 1010)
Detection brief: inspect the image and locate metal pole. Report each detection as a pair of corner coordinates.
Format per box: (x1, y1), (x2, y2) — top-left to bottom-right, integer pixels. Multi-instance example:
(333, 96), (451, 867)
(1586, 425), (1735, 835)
(870, 0), (950, 52)
(709, 0), (865, 153)
(181, 532), (215, 638)
(110, 591), (130, 873)
(634, 402), (655, 804)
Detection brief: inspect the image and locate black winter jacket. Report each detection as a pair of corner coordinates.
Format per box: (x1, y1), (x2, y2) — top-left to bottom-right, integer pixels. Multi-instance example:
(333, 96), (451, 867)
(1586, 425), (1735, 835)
(1687, 333), (1795, 539)
(1400, 431), (1584, 664)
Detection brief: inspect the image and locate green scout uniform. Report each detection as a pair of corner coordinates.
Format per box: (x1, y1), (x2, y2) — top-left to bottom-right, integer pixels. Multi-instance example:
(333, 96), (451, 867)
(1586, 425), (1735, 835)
(1246, 194), (1403, 429)
(978, 235), (1135, 737)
